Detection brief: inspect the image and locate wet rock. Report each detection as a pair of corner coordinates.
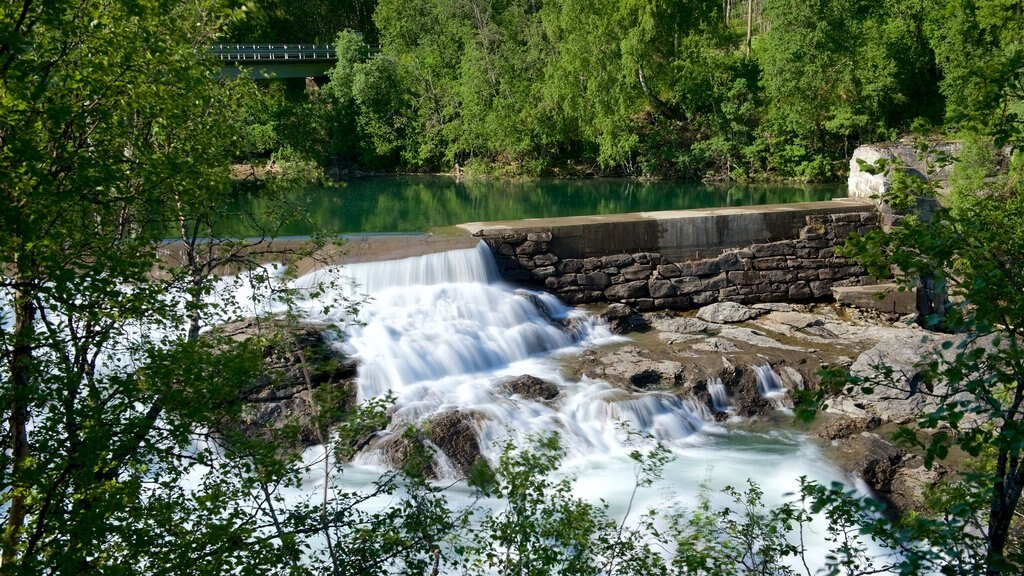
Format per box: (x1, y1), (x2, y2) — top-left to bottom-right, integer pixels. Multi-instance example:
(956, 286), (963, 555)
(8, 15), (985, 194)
(430, 410), (483, 478)
(495, 374), (560, 401)
(696, 302), (766, 324)
(601, 303), (649, 334)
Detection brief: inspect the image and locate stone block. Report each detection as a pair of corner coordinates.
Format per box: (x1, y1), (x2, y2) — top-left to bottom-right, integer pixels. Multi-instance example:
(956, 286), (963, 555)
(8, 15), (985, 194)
(544, 274), (576, 290)
(577, 271), (612, 289)
(533, 253), (559, 266)
(582, 257), (603, 271)
(622, 264), (653, 281)
(727, 270), (761, 285)
(557, 259), (584, 274)
(810, 280), (832, 297)
(788, 282), (813, 299)
(678, 259), (720, 276)
(562, 291), (605, 305)
(634, 253), (661, 265)
(497, 243), (516, 256)
(656, 264), (681, 278)
(653, 296), (692, 310)
(531, 266), (557, 280)
(717, 252), (745, 271)
(499, 232), (527, 243)
(516, 241), (548, 255)
(752, 257), (792, 270)
(671, 276), (704, 294)
(691, 291), (718, 305)
(797, 270), (819, 281)
(803, 239), (829, 249)
(704, 273), (729, 290)
(604, 280), (650, 300)
(830, 213), (862, 223)
(796, 258), (825, 269)
(527, 231), (552, 242)
(602, 254), (634, 268)
(764, 270), (798, 283)
(752, 242), (796, 258)
(795, 248), (820, 259)
(623, 298), (656, 311)
(648, 279), (677, 299)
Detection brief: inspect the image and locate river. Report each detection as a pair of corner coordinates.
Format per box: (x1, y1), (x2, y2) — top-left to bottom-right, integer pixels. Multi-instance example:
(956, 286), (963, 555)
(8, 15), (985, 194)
(223, 176), (842, 235)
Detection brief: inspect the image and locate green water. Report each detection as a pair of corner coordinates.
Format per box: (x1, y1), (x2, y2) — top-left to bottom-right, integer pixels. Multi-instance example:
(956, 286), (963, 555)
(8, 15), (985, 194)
(227, 176), (844, 236)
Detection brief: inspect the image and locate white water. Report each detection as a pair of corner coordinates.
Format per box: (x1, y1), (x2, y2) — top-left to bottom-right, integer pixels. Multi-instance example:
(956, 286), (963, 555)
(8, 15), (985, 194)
(275, 242), (895, 571)
(755, 363), (790, 411)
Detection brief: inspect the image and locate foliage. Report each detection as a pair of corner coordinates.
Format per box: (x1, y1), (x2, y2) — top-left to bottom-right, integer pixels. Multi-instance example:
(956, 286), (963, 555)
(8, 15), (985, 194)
(797, 138), (1024, 574)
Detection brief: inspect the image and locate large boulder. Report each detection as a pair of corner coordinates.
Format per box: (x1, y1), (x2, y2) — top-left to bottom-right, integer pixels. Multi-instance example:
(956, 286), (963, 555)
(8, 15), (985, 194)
(848, 140), (961, 199)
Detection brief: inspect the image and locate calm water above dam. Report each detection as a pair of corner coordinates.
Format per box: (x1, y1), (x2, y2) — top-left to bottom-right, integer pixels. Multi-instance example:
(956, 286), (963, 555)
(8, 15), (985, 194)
(225, 176), (843, 236)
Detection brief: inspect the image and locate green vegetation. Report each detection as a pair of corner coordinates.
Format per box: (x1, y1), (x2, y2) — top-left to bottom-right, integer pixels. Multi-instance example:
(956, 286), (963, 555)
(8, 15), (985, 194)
(3, 0), (1024, 575)
(225, 0), (1020, 180)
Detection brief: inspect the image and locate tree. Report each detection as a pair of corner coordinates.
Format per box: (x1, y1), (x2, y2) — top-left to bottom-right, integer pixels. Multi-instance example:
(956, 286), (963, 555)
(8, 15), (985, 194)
(803, 139), (1024, 574)
(0, 0), (325, 571)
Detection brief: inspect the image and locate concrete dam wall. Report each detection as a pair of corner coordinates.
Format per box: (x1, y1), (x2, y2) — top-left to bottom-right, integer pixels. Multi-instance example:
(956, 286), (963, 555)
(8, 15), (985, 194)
(458, 198), (879, 310)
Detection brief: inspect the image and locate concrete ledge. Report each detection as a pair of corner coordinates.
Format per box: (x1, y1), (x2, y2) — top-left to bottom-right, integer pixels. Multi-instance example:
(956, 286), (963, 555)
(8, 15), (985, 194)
(459, 198), (875, 261)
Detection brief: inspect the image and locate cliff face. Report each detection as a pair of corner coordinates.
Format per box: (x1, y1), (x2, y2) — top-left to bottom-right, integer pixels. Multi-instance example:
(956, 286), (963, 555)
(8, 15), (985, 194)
(848, 140), (962, 198)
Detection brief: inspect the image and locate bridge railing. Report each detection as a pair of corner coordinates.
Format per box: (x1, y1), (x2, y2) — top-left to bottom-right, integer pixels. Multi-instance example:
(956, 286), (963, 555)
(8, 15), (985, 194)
(210, 44), (381, 63)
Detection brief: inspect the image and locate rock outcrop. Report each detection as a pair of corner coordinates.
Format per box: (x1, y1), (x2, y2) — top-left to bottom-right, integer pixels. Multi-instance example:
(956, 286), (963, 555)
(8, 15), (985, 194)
(848, 140), (961, 199)
(214, 318), (357, 451)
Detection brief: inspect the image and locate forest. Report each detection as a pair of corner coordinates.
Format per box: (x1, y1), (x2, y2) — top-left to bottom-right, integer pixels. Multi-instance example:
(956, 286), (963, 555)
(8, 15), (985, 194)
(229, 0), (1021, 180)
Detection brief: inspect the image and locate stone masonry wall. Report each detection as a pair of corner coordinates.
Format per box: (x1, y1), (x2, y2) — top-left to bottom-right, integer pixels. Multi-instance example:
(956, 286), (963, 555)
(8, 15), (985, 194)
(474, 210), (879, 311)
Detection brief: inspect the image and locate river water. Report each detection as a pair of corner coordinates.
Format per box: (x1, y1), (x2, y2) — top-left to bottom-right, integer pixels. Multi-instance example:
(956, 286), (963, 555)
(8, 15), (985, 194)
(272, 241), (894, 571)
(223, 176), (842, 235)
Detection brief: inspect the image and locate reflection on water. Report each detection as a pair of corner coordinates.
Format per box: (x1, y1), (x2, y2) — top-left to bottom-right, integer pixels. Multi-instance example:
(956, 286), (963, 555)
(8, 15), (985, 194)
(222, 176), (843, 236)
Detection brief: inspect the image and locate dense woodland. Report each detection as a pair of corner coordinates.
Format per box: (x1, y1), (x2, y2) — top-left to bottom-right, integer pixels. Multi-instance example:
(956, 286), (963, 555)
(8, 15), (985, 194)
(2, 0), (1024, 575)
(228, 0), (1021, 180)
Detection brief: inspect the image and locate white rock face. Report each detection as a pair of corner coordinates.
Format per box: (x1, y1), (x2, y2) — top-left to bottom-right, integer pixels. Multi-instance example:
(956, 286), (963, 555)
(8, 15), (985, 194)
(848, 140), (962, 198)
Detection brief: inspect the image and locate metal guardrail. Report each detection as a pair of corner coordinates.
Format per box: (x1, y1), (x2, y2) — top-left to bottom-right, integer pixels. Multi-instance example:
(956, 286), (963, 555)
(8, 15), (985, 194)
(210, 44), (337, 62)
(210, 44), (381, 63)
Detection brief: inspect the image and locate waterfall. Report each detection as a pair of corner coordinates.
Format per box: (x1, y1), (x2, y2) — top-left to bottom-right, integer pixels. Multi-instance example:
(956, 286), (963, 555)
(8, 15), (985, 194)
(754, 364), (789, 411)
(278, 242), (889, 573)
(707, 377), (733, 413)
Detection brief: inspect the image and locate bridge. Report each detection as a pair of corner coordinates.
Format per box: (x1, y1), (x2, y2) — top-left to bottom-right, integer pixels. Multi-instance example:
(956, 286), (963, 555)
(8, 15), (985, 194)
(212, 44), (377, 80)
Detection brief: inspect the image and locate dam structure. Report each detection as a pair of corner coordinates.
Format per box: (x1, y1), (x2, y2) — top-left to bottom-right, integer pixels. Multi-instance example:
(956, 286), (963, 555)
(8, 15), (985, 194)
(456, 198), (880, 310)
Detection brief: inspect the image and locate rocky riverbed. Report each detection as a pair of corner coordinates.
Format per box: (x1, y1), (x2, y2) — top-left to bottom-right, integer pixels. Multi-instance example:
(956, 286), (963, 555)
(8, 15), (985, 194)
(580, 300), (958, 517)
(225, 298), (959, 518)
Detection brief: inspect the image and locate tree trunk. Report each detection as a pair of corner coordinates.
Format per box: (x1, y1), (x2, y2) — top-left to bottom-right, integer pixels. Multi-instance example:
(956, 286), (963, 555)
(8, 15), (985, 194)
(745, 0), (753, 57)
(3, 279), (36, 565)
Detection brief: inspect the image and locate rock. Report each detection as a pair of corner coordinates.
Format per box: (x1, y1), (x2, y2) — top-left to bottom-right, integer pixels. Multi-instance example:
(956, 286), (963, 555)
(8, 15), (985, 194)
(215, 318), (357, 451)
(768, 311), (825, 330)
(848, 140), (961, 199)
(813, 414), (881, 440)
(644, 313), (710, 334)
(692, 337), (740, 353)
(593, 346), (683, 389)
(495, 374), (560, 401)
(601, 303), (649, 334)
(696, 302), (765, 323)
(833, 432), (905, 493)
(603, 280), (650, 300)
(430, 410), (483, 478)
(831, 433), (950, 517)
